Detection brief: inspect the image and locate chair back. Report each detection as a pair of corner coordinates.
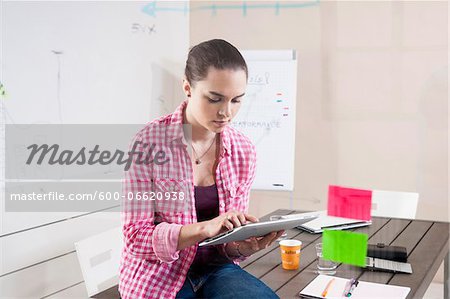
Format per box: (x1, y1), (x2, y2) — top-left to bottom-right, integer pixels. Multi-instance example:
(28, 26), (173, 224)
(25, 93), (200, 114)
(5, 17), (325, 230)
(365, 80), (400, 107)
(371, 190), (419, 219)
(75, 226), (123, 297)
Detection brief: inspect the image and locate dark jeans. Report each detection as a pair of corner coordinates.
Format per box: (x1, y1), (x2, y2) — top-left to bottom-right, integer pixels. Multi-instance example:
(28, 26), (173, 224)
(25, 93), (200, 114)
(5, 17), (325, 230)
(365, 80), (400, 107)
(175, 263), (279, 299)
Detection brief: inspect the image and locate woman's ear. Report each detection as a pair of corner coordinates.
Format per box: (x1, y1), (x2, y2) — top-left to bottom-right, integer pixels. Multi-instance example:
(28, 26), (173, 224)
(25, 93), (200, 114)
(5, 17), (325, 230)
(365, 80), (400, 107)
(182, 79), (192, 98)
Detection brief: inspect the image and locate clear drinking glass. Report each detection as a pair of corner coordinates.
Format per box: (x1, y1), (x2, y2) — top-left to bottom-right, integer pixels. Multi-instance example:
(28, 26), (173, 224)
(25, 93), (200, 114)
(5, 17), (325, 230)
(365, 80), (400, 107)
(269, 215), (288, 241)
(315, 243), (337, 275)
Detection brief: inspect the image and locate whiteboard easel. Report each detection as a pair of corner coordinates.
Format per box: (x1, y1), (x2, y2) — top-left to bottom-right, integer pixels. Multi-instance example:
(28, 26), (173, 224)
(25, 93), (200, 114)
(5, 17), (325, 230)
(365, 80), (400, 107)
(235, 50), (297, 194)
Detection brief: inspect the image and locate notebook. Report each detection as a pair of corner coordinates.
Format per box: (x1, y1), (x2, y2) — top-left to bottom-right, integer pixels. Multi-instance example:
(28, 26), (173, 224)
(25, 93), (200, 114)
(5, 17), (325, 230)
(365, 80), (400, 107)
(282, 210), (371, 234)
(299, 275), (410, 299)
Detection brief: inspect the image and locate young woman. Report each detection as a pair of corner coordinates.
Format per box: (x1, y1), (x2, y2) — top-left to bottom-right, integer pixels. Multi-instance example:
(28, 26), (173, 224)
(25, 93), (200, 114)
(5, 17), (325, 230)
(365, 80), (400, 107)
(119, 39), (284, 299)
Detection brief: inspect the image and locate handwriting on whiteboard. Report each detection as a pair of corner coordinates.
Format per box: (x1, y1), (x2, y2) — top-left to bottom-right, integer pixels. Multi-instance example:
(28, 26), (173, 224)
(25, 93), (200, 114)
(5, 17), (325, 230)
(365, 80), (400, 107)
(248, 72), (270, 85)
(131, 23), (156, 35)
(231, 120), (281, 129)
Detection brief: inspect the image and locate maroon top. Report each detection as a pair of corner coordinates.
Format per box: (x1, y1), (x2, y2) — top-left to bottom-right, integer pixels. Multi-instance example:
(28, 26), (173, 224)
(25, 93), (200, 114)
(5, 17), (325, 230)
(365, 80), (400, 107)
(194, 184), (220, 222)
(190, 184), (231, 271)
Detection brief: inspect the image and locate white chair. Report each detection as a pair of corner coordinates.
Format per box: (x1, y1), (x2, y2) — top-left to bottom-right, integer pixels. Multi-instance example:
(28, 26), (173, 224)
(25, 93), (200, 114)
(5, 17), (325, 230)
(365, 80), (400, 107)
(75, 227), (123, 297)
(371, 190), (419, 219)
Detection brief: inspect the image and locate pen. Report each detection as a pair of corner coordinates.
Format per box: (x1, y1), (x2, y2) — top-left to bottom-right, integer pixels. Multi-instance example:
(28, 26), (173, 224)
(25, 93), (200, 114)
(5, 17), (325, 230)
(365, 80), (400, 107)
(321, 278), (335, 297)
(343, 278), (355, 296)
(346, 279), (359, 297)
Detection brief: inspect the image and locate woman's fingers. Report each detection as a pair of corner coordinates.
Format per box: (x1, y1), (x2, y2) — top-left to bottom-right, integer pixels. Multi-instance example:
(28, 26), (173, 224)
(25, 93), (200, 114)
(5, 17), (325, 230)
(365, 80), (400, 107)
(227, 214), (242, 228)
(225, 211), (248, 228)
(216, 211), (252, 235)
(237, 213), (247, 225)
(222, 215), (235, 230)
(250, 237), (259, 251)
(238, 230), (286, 255)
(223, 214), (240, 230)
(268, 231), (284, 246)
(257, 232), (277, 248)
(244, 214), (259, 223)
(273, 230), (284, 240)
(224, 221), (234, 231)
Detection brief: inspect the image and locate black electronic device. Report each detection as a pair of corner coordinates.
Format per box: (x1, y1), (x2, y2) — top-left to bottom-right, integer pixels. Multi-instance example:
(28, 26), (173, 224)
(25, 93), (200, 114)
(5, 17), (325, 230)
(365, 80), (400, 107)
(367, 243), (407, 263)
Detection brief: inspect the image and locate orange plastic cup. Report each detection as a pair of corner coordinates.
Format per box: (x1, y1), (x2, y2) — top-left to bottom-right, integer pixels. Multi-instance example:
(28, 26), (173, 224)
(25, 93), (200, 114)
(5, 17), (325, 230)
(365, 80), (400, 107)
(279, 239), (302, 270)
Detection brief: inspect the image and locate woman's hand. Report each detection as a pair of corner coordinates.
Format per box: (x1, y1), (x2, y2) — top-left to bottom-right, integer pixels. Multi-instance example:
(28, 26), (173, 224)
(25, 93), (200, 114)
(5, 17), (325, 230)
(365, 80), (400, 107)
(203, 210), (259, 239)
(231, 230), (285, 257)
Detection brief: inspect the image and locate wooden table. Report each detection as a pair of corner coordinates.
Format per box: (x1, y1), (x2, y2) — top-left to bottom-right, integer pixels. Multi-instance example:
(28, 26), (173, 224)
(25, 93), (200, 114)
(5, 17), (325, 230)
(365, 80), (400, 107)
(240, 209), (450, 299)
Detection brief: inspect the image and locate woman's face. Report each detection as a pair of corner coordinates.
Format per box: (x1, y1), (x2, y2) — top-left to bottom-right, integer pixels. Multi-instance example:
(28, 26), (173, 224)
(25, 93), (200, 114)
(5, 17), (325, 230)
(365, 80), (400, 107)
(184, 67), (247, 133)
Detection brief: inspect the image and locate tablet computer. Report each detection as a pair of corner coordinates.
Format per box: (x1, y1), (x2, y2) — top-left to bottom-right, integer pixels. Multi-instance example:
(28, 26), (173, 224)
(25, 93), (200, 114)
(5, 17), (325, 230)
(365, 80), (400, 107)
(198, 214), (317, 247)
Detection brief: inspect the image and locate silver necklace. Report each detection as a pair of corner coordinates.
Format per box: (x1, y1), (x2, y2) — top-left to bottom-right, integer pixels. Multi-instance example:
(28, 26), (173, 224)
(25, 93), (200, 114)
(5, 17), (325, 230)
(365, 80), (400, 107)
(191, 135), (216, 165)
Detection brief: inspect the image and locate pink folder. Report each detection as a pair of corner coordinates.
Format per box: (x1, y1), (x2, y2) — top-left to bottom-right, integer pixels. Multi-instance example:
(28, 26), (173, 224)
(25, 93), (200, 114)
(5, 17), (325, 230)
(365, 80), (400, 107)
(327, 185), (372, 221)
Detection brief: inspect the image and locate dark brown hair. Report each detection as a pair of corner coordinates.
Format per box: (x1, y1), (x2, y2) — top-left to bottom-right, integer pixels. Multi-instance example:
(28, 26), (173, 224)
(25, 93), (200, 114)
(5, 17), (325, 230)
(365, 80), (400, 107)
(184, 39), (248, 86)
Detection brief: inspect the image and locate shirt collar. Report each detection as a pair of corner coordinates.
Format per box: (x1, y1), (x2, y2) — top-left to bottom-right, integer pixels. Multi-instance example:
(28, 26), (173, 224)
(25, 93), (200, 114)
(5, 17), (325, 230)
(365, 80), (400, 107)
(166, 99), (188, 143)
(220, 126), (232, 156)
(169, 99), (187, 125)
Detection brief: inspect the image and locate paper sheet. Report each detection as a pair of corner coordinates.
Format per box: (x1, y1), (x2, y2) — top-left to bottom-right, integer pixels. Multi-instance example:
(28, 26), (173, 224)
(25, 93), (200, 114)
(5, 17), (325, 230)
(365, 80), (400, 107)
(299, 275), (410, 299)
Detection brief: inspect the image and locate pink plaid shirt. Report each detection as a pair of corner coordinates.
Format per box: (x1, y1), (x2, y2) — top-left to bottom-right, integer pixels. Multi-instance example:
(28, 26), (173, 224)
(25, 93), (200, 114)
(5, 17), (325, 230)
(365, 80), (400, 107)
(119, 99), (257, 299)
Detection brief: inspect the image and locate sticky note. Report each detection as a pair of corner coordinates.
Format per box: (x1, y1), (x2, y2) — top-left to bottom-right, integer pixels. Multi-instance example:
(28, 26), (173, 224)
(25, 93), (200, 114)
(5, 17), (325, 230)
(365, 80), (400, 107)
(322, 230), (368, 267)
(327, 185), (372, 221)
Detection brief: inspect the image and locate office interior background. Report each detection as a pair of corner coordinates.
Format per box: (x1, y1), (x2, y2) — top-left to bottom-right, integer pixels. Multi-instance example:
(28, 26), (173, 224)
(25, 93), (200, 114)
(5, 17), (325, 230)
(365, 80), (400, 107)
(0, 1), (448, 298)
